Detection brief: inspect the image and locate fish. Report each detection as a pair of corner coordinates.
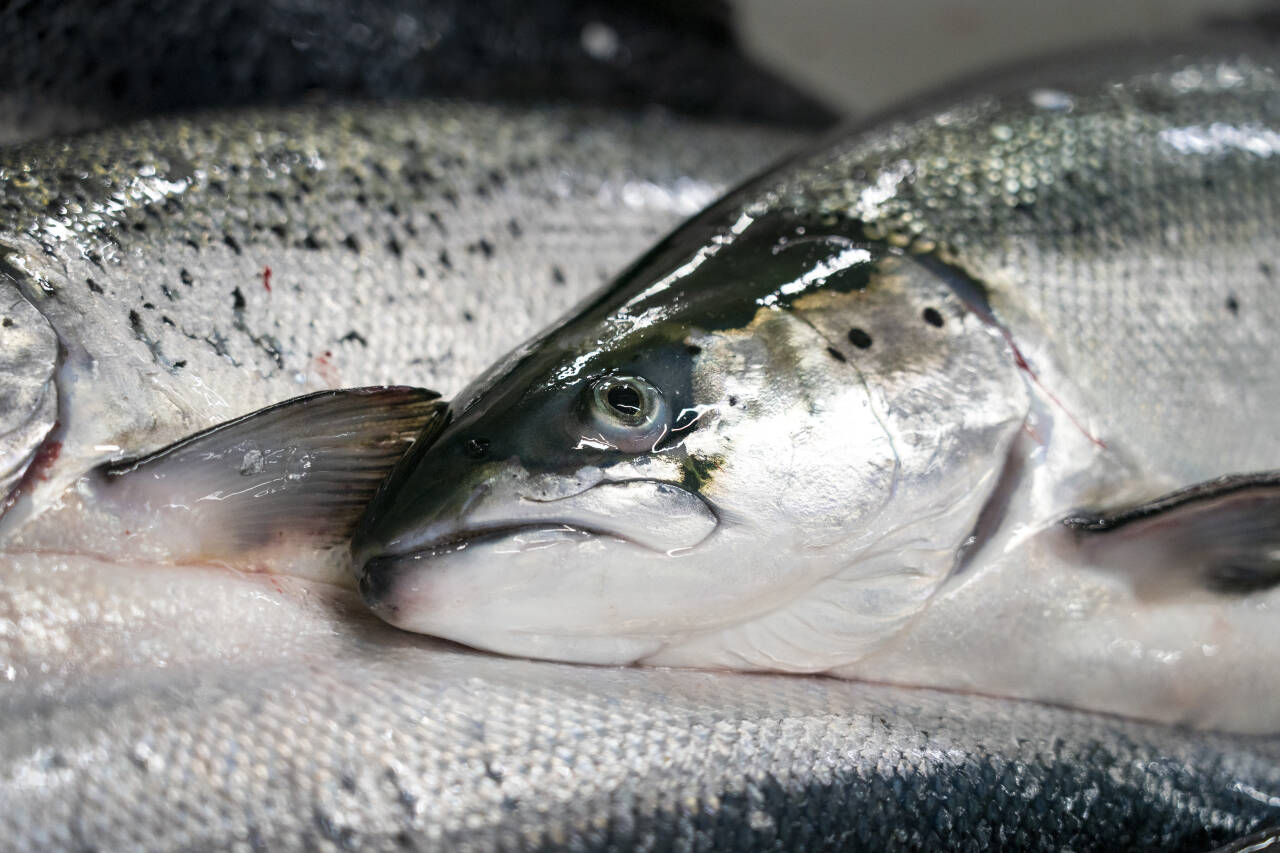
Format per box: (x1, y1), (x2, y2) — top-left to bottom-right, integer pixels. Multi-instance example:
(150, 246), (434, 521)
(0, 98), (799, 550)
(4, 610), (1280, 851)
(3, 33), (1279, 853)
(353, 38), (1280, 736)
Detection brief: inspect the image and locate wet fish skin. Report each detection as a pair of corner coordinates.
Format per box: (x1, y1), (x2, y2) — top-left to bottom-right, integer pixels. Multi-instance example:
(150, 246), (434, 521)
(0, 100), (801, 530)
(3, 553), (1279, 852)
(0, 43), (1277, 851)
(354, 40), (1280, 733)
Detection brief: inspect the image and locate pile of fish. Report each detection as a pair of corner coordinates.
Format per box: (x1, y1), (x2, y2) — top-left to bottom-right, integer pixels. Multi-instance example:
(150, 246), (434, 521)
(1, 2), (1279, 847)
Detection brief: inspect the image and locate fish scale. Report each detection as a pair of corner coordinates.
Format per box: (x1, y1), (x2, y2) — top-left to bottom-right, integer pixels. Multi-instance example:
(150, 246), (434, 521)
(0, 101), (800, 519)
(782, 45), (1280, 484)
(4, 600), (1279, 851)
(348, 39), (1280, 736)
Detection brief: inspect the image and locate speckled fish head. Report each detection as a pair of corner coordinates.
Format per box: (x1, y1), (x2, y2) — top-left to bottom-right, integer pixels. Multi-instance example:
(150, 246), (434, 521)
(352, 202), (1028, 667)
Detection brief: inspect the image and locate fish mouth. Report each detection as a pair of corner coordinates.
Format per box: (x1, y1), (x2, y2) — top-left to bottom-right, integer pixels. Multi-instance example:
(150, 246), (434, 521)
(376, 520), (636, 561)
(356, 520), (646, 618)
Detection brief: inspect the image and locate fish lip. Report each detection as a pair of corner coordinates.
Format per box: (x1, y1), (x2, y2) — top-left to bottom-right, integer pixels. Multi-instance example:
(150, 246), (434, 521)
(365, 521), (643, 564)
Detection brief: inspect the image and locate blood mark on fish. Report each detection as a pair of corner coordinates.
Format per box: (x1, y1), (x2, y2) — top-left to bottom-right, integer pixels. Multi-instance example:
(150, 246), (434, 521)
(4, 434), (63, 512)
(28, 440), (61, 481)
(262, 266), (273, 292)
(312, 350), (341, 386)
(915, 253), (1107, 450)
(1002, 330), (1107, 450)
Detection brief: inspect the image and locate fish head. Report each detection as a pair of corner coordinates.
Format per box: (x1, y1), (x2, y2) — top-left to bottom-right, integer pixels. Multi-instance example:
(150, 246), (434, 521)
(353, 207), (1027, 666)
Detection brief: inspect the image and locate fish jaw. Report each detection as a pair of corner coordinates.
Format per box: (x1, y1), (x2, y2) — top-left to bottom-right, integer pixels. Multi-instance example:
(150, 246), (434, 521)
(354, 452), (734, 664)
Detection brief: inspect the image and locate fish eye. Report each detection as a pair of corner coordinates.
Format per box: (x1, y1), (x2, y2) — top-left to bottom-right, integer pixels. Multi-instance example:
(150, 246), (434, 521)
(582, 375), (669, 452)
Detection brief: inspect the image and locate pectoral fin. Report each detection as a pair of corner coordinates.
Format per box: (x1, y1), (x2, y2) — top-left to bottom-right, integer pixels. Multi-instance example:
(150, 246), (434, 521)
(1061, 472), (1280, 598)
(92, 387), (446, 563)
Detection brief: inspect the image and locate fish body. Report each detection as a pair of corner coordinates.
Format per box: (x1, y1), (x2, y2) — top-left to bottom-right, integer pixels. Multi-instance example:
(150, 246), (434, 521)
(4, 36), (1280, 852)
(4, 584), (1280, 852)
(0, 100), (798, 533)
(355, 40), (1280, 733)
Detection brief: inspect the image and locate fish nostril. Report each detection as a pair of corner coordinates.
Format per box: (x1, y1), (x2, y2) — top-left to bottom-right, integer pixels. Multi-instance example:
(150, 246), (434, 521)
(463, 438), (491, 460)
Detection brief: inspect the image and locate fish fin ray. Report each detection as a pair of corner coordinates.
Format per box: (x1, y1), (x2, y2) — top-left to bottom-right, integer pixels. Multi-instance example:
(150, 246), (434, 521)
(94, 387), (445, 558)
(1062, 472), (1280, 597)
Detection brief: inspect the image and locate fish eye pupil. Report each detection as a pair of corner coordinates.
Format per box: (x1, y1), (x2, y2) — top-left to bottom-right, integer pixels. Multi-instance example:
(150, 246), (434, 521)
(606, 383), (643, 415)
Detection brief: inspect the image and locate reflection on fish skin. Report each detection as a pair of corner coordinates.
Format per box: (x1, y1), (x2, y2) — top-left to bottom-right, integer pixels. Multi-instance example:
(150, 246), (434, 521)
(3, 552), (1280, 852)
(0, 99), (801, 533)
(354, 39), (1280, 734)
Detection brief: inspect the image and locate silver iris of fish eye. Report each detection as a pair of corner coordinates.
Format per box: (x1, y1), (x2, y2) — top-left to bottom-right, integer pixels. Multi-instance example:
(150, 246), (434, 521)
(584, 375), (669, 452)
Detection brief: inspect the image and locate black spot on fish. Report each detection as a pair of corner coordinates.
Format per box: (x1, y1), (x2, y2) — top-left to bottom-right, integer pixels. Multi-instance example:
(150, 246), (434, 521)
(687, 345), (701, 356)
(179, 268), (193, 286)
(679, 454), (723, 493)
(303, 233), (323, 251)
(311, 807), (353, 847)
(232, 288), (246, 311)
(826, 345), (847, 362)
(269, 223), (287, 240)
(341, 330), (368, 347)
(1226, 294), (1240, 315)
(1261, 262), (1274, 279)
(551, 266), (566, 285)
(507, 219), (522, 238)
(464, 438), (491, 460)
(1, 317), (12, 328)
(484, 762), (504, 783)
(848, 328), (873, 349)
(728, 395), (739, 407)
(428, 211), (446, 233)
(265, 190), (286, 208)
(128, 310), (144, 333)
(340, 774), (357, 792)
(160, 285), (177, 302)
(172, 360), (186, 369)
(386, 237), (403, 257)
(343, 234), (361, 253)
(462, 311), (474, 323)
(469, 238), (494, 258)
(161, 316), (175, 327)
(438, 249), (453, 270)
(86, 277), (103, 294)
(223, 233), (241, 255)
(923, 307), (944, 327)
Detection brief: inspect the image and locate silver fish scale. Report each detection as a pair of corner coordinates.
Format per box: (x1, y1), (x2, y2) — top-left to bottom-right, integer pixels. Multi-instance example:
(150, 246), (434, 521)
(4, 611), (1279, 852)
(0, 102), (798, 503)
(780, 46), (1280, 485)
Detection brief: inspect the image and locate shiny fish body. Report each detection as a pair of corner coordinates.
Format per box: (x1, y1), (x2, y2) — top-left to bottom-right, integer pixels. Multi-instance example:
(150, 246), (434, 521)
(4, 39), (1280, 853)
(354, 39), (1280, 734)
(3, 557), (1280, 852)
(0, 100), (799, 531)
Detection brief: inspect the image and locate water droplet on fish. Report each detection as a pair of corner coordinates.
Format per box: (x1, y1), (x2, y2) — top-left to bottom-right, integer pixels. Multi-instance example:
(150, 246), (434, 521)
(239, 449), (265, 476)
